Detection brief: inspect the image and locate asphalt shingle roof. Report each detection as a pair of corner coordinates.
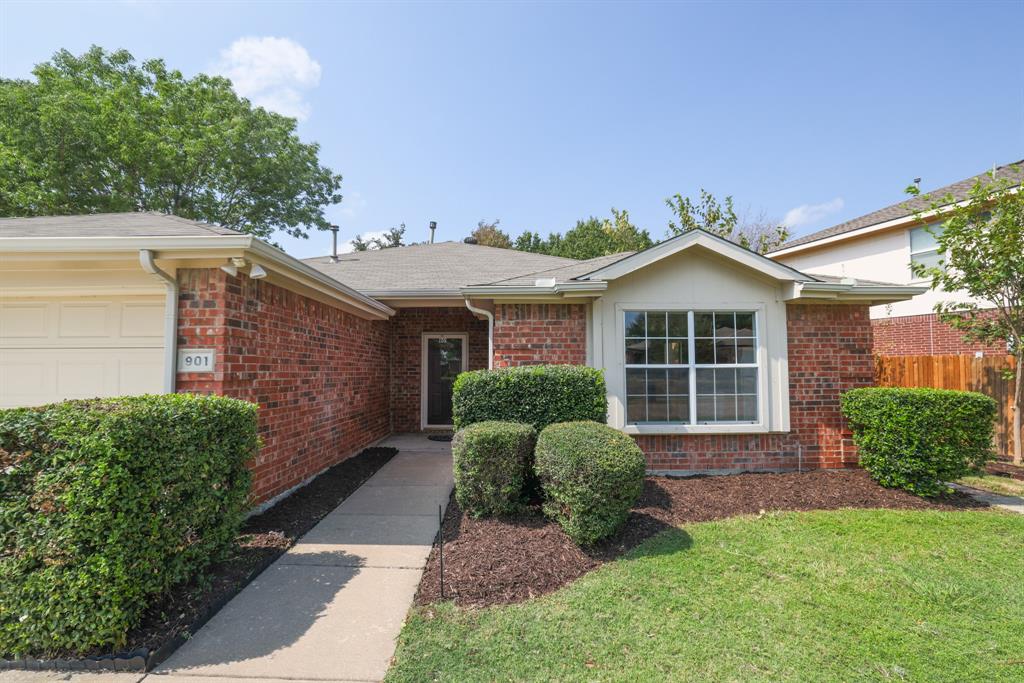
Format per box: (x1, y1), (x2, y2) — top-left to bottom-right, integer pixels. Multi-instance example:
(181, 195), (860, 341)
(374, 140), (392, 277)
(303, 242), (578, 294)
(486, 252), (636, 286)
(0, 212), (242, 237)
(779, 160), (1024, 251)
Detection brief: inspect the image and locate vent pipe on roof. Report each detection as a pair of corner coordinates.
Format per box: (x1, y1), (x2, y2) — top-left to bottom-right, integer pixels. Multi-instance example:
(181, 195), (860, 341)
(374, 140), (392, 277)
(429, 221), (437, 244)
(329, 224), (340, 262)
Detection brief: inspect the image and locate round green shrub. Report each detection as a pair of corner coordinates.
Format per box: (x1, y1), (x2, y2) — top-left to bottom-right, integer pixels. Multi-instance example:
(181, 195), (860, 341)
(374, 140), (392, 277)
(453, 421), (536, 517)
(452, 365), (607, 432)
(841, 387), (997, 497)
(535, 421), (646, 545)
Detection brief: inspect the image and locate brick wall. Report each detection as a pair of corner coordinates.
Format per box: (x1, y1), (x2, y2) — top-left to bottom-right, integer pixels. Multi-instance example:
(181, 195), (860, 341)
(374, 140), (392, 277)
(388, 307), (489, 432)
(872, 312), (1006, 356)
(176, 268), (392, 504)
(492, 303), (587, 367)
(637, 303), (874, 472)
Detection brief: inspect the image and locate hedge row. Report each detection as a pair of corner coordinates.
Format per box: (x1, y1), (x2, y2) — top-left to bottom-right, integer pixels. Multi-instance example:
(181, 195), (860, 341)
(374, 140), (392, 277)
(0, 394), (258, 656)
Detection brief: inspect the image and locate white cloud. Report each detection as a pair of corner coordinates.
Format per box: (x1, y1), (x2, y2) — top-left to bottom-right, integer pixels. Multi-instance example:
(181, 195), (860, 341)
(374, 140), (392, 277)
(782, 197), (845, 229)
(214, 37), (321, 120)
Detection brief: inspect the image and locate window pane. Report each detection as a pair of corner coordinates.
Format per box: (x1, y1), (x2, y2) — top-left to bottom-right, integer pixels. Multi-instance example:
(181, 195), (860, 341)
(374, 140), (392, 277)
(696, 395), (715, 422)
(627, 395), (646, 423)
(736, 337), (756, 363)
(647, 339), (667, 364)
(715, 368), (736, 393)
(668, 312), (688, 337)
(911, 250), (941, 270)
(626, 338), (647, 364)
(667, 368), (688, 394)
(735, 313), (754, 337)
(716, 395), (737, 421)
(694, 312), (714, 337)
(625, 311), (645, 337)
(669, 396), (690, 422)
(627, 368), (646, 394)
(737, 395), (757, 421)
(696, 368), (714, 393)
(714, 312), (735, 337)
(910, 225), (940, 252)
(647, 311), (666, 336)
(695, 339), (714, 364)
(738, 368), (758, 394)
(647, 395), (668, 421)
(668, 339), (687, 364)
(715, 338), (737, 364)
(647, 369), (667, 395)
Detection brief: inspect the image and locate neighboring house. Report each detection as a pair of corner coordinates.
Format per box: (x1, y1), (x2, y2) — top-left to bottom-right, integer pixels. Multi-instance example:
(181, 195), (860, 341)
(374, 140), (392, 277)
(1, 213), (922, 504)
(769, 160), (1023, 356)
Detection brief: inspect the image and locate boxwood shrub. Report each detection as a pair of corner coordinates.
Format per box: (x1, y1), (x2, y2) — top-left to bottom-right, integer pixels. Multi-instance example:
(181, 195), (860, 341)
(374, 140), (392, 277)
(0, 394), (258, 657)
(535, 421), (646, 545)
(452, 365), (607, 432)
(452, 421), (536, 517)
(840, 387), (997, 497)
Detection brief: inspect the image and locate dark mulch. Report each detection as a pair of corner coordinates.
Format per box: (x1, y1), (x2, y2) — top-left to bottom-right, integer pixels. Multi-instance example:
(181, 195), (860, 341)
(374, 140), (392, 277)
(82, 446), (397, 661)
(986, 457), (1024, 482)
(416, 469), (985, 608)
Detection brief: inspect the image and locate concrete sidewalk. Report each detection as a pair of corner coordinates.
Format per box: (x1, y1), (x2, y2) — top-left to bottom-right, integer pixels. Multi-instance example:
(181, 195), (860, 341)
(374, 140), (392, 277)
(152, 434), (453, 683)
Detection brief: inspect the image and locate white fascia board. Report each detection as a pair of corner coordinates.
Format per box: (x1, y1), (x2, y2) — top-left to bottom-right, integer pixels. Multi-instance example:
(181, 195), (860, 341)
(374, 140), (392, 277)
(786, 281), (928, 304)
(459, 281), (607, 297)
(577, 230), (810, 283)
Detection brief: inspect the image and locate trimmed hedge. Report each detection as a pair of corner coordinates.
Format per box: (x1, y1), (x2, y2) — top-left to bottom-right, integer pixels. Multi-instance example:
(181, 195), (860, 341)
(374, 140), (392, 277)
(0, 394), (258, 657)
(452, 421), (536, 517)
(535, 421), (646, 545)
(841, 387), (996, 497)
(452, 365), (607, 432)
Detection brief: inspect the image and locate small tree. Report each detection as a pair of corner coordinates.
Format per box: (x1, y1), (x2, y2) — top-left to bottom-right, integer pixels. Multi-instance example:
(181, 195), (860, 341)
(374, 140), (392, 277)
(512, 208), (653, 259)
(665, 189), (789, 254)
(471, 219), (513, 248)
(350, 223), (406, 251)
(907, 167), (1024, 464)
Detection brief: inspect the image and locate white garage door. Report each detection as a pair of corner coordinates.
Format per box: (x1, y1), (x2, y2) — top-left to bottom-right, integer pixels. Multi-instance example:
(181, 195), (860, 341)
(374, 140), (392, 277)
(0, 296), (165, 408)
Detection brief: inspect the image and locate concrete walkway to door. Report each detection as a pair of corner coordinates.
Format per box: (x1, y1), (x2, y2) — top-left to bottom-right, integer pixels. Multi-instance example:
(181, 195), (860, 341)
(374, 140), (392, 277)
(152, 434), (453, 683)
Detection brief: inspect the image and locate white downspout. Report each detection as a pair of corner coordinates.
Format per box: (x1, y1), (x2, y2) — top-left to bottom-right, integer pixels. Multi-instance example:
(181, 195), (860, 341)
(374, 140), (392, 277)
(139, 249), (178, 393)
(463, 298), (494, 369)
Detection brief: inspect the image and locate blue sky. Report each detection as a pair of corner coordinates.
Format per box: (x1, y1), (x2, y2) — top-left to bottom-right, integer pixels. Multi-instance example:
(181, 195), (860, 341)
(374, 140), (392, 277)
(2, 0), (1021, 258)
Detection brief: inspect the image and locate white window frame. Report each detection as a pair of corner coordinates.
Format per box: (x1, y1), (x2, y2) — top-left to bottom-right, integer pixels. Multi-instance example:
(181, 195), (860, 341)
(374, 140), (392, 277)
(616, 304), (770, 435)
(908, 223), (942, 281)
(420, 332), (469, 430)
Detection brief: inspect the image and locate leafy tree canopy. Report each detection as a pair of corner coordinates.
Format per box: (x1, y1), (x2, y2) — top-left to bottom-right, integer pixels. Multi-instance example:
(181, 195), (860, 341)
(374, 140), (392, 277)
(351, 224), (407, 251)
(907, 169), (1024, 463)
(470, 219), (513, 249)
(515, 208), (653, 260)
(665, 189), (789, 254)
(0, 46), (343, 240)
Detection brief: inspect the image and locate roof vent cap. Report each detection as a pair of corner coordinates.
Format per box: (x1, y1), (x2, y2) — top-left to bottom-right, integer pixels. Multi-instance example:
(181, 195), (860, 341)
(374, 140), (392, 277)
(534, 277), (557, 287)
(840, 276), (857, 285)
(464, 236), (478, 245)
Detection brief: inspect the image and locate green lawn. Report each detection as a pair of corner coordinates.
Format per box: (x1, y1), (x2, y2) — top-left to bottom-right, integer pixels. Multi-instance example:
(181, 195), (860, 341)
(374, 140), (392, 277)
(958, 474), (1024, 497)
(388, 509), (1024, 683)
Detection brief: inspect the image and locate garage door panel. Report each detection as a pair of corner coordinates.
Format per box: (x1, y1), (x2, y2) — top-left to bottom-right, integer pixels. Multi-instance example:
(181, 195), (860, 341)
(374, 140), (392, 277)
(121, 303), (164, 337)
(58, 303), (111, 338)
(0, 303), (49, 338)
(1, 349), (164, 407)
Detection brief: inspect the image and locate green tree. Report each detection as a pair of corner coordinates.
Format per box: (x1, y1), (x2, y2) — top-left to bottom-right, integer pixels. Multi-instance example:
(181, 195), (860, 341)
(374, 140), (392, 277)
(470, 219), (513, 248)
(513, 208), (653, 259)
(665, 189), (789, 253)
(0, 46), (343, 240)
(908, 169), (1024, 464)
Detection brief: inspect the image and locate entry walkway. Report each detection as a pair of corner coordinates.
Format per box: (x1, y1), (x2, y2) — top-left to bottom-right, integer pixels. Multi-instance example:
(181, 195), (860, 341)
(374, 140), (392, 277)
(153, 434), (453, 683)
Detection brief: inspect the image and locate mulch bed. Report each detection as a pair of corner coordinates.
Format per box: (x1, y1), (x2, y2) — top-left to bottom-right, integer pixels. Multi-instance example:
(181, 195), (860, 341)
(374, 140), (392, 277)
(416, 469), (985, 608)
(29, 445), (397, 667)
(986, 457), (1024, 482)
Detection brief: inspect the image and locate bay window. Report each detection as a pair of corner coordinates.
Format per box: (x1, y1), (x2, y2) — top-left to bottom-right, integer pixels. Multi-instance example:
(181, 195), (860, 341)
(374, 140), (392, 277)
(625, 310), (759, 425)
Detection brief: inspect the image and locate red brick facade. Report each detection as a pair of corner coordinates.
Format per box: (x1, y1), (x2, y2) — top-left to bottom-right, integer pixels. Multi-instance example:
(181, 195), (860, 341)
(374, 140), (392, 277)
(387, 307), (489, 432)
(637, 303), (874, 472)
(176, 268), (391, 504)
(492, 303), (587, 367)
(872, 312), (1006, 356)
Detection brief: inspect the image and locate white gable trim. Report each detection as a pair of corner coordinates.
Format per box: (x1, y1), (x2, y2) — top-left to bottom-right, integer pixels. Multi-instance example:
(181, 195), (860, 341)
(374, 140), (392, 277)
(576, 230), (811, 283)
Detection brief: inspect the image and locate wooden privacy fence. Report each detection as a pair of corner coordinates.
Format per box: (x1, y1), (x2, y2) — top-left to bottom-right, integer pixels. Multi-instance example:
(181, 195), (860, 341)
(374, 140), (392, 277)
(875, 354), (1017, 456)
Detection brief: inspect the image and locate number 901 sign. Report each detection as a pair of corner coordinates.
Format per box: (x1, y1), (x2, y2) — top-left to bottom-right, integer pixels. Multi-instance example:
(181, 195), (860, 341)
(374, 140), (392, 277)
(178, 349), (216, 373)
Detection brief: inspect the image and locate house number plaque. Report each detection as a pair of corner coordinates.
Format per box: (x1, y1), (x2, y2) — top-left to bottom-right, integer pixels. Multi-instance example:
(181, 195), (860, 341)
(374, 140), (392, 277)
(178, 349), (216, 373)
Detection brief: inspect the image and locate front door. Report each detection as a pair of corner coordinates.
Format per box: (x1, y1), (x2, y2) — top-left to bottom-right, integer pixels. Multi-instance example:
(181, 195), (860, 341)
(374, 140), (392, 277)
(422, 334), (467, 428)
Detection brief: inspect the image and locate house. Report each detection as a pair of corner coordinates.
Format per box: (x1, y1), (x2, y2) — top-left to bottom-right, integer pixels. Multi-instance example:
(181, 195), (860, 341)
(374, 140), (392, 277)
(769, 160), (1023, 356)
(1, 212), (923, 505)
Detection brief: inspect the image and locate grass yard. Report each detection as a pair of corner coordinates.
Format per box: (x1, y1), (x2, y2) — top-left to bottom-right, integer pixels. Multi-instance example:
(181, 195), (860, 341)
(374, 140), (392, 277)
(388, 509), (1024, 683)
(959, 474), (1024, 497)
